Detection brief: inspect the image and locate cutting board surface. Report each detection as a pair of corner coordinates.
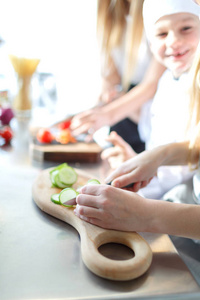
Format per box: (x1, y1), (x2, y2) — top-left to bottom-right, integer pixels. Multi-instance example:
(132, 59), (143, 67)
(32, 167), (153, 281)
(30, 140), (102, 163)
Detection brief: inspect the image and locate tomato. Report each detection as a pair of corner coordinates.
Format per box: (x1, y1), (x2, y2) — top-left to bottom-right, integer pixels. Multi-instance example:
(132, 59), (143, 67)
(56, 129), (76, 144)
(58, 120), (71, 130)
(37, 128), (54, 144)
(0, 127), (13, 144)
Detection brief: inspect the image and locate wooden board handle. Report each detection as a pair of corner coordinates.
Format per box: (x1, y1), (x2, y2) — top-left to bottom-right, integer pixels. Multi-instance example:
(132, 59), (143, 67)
(80, 225), (152, 281)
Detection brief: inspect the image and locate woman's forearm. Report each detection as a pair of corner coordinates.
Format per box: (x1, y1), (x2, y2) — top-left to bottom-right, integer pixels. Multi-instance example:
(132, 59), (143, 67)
(102, 59), (166, 126)
(102, 79), (157, 125)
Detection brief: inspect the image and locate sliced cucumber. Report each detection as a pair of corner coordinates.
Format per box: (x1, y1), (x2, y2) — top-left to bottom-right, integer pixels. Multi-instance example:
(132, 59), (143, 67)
(50, 170), (59, 187)
(59, 188), (78, 207)
(50, 163), (68, 174)
(87, 179), (101, 185)
(51, 193), (60, 204)
(49, 163), (77, 188)
(54, 172), (71, 189)
(50, 169), (71, 189)
(75, 179), (101, 193)
(50, 163), (68, 187)
(58, 166), (77, 185)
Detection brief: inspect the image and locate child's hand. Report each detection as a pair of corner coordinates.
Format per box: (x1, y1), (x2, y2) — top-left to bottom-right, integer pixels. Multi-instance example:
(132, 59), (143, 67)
(101, 131), (136, 169)
(74, 184), (150, 232)
(104, 148), (161, 190)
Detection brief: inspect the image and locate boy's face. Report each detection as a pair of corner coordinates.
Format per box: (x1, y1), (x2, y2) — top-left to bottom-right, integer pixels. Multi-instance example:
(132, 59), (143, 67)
(150, 13), (200, 78)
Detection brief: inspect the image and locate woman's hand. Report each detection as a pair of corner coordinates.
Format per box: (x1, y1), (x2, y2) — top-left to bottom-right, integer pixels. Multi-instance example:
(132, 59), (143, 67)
(101, 131), (136, 169)
(100, 86), (123, 104)
(104, 147), (162, 192)
(70, 88), (123, 139)
(70, 106), (109, 139)
(74, 184), (150, 232)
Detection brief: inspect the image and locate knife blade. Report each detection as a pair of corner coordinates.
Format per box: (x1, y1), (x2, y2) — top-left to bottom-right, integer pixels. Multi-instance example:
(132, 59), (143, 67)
(107, 182), (134, 189)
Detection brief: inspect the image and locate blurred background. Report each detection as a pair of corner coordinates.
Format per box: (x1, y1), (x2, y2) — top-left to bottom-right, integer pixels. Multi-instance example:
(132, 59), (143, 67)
(0, 0), (101, 126)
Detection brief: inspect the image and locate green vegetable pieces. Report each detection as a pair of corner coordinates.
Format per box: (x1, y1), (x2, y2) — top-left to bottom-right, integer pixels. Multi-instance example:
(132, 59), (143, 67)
(50, 163), (101, 207)
(50, 163), (77, 189)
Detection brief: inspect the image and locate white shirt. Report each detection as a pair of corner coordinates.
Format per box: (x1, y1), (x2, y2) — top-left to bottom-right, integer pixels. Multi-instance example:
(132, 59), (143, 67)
(193, 163), (200, 205)
(146, 70), (190, 149)
(138, 70), (194, 199)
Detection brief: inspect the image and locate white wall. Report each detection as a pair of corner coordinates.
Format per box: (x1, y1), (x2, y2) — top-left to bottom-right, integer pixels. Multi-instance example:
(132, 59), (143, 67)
(0, 0), (101, 116)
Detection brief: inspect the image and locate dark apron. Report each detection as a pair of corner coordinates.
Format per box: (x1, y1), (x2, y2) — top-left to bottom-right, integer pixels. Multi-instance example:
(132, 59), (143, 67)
(110, 84), (145, 153)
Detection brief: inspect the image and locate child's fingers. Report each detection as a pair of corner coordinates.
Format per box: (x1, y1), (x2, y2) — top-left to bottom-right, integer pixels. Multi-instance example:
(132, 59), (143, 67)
(101, 146), (122, 159)
(107, 156), (124, 170)
(74, 204), (100, 219)
(76, 194), (100, 209)
(106, 131), (129, 147)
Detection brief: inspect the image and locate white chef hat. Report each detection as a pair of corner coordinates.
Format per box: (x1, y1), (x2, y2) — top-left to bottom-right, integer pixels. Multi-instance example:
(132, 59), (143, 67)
(143, 0), (200, 41)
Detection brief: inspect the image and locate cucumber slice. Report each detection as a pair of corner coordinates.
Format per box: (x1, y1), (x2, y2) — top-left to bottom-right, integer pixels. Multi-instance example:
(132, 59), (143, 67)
(50, 163), (68, 174)
(87, 179), (101, 185)
(51, 193), (60, 204)
(58, 166), (77, 185)
(50, 163), (69, 187)
(50, 170), (70, 188)
(59, 188), (78, 207)
(50, 170), (59, 187)
(54, 172), (71, 189)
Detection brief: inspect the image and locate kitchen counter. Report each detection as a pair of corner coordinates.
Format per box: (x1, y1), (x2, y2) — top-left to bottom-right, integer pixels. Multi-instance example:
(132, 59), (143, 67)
(1, 121), (200, 300)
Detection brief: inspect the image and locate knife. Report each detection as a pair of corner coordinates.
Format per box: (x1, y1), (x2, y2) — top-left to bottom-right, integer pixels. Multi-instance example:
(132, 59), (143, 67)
(107, 182), (134, 189)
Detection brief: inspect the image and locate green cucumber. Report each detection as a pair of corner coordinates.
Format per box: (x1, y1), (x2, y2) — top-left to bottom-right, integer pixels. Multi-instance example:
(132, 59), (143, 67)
(76, 179), (101, 192)
(50, 170), (71, 189)
(59, 188), (78, 207)
(87, 179), (101, 185)
(50, 163), (68, 174)
(49, 163), (77, 188)
(58, 166), (77, 185)
(50, 163), (69, 187)
(51, 193), (60, 204)
(54, 172), (71, 188)
(50, 170), (59, 187)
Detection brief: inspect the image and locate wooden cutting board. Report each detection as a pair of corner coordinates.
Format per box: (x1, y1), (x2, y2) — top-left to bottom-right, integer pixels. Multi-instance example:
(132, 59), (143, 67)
(30, 140), (102, 163)
(32, 167), (152, 281)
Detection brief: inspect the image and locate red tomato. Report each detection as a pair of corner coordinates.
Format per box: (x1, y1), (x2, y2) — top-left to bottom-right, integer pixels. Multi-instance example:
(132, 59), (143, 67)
(37, 128), (54, 144)
(0, 127), (13, 144)
(58, 120), (71, 130)
(56, 129), (77, 144)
